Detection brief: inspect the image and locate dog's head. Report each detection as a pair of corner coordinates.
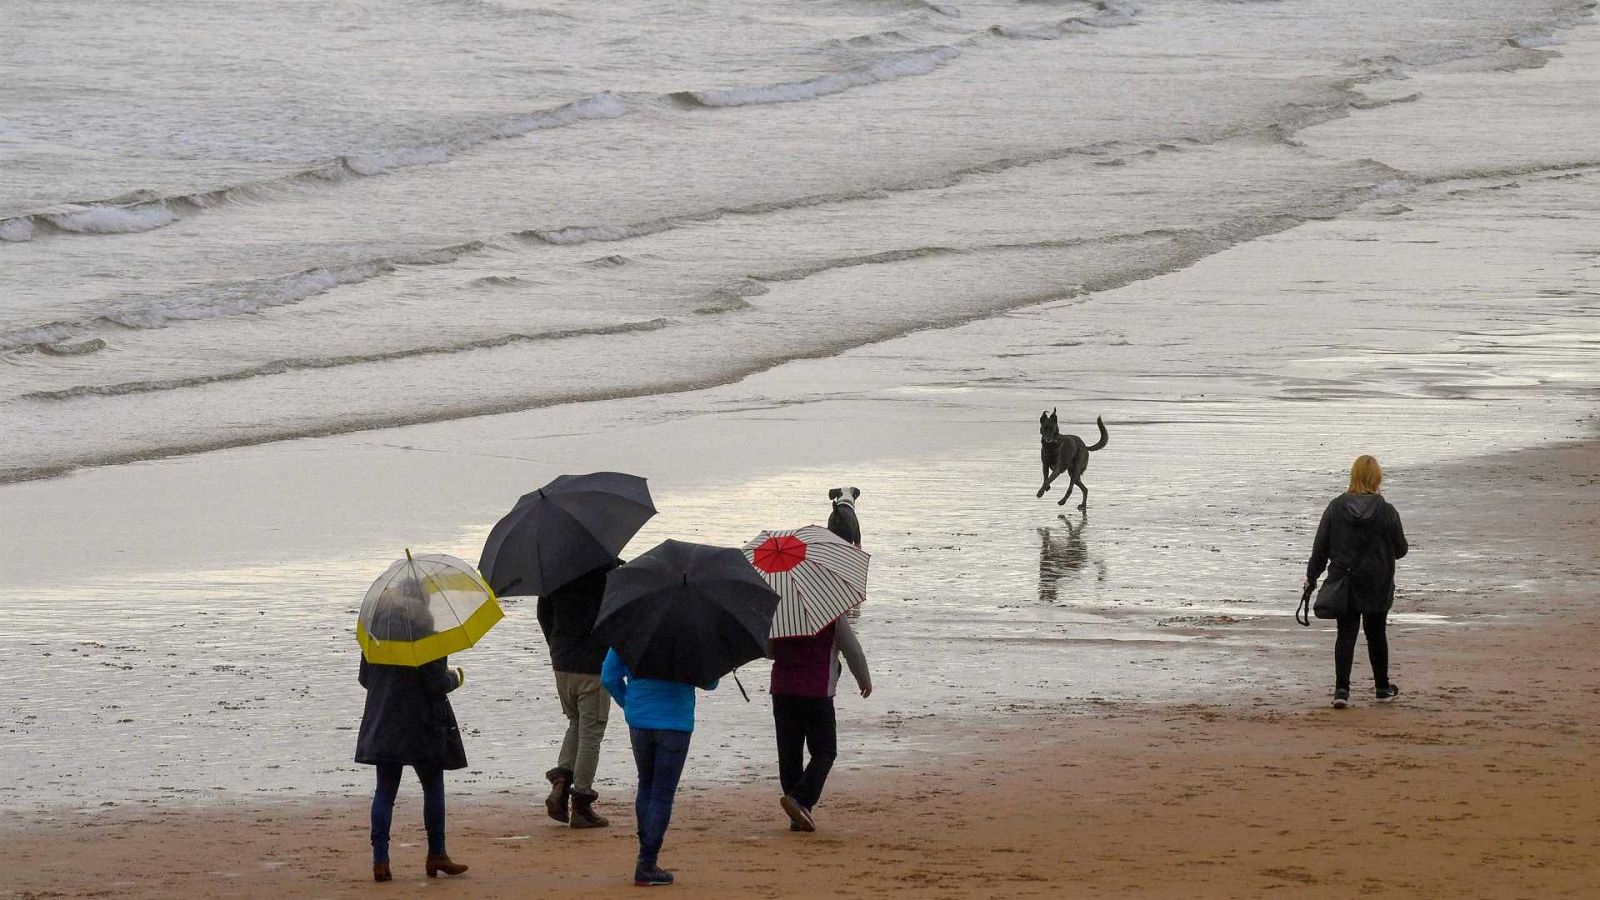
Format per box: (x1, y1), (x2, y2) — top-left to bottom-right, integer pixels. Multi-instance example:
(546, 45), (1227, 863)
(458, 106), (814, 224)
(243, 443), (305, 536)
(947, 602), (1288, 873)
(1039, 409), (1060, 442)
(828, 486), (860, 508)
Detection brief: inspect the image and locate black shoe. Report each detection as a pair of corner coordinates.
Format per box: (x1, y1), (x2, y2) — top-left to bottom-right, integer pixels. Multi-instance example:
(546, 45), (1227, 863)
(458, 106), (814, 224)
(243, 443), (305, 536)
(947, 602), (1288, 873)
(634, 861), (674, 887)
(1332, 688), (1350, 709)
(1376, 683), (1399, 702)
(780, 795), (815, 832)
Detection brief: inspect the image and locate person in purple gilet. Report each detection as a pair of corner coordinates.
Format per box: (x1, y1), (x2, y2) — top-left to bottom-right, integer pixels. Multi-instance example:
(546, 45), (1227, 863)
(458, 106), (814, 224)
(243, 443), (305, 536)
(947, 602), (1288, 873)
(769, 616), (871, 832)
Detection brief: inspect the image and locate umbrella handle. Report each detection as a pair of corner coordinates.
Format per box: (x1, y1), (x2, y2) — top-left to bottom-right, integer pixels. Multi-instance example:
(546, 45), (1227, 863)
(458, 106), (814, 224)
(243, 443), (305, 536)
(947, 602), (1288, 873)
(733, 671), (750, 703)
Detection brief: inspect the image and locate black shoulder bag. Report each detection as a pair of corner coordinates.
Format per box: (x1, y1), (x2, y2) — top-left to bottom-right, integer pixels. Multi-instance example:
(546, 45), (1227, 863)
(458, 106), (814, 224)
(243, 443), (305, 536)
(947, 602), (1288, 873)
(1311, 567), (1352, 620)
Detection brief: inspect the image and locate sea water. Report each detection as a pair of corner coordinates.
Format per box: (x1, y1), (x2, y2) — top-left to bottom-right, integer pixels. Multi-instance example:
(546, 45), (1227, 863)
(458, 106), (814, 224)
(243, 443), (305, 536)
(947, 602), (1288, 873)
(2, 0), (1595, 482)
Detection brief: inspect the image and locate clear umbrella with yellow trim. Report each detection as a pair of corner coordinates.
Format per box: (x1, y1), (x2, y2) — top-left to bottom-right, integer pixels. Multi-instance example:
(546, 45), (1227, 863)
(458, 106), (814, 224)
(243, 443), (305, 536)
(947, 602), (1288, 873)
(357, 550), (504, 667)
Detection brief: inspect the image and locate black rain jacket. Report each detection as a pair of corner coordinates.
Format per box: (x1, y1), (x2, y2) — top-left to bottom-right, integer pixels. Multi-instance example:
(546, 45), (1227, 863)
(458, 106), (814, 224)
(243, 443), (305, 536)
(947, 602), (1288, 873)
(355, 657), (467, 770)
(1307, 492), (1409, 615)
(536, 561), (619, 674)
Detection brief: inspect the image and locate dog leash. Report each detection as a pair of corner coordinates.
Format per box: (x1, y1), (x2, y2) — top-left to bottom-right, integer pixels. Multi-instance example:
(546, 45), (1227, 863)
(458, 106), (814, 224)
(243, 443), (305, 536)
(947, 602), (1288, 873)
(1296, 582), (1314, 627)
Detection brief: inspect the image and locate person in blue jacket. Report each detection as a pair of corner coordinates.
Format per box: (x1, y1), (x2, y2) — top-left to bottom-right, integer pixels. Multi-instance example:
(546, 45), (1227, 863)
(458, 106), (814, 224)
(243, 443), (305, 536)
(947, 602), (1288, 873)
(600, 648), (717, 887)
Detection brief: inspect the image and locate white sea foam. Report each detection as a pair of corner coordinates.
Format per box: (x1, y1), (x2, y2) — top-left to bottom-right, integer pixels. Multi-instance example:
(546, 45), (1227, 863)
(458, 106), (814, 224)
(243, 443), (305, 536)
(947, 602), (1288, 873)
(1094, 0), (1139, 26)
(44, 205), (178, 235)
(491, 92), (629, 138)
(0, 217), (36, 242)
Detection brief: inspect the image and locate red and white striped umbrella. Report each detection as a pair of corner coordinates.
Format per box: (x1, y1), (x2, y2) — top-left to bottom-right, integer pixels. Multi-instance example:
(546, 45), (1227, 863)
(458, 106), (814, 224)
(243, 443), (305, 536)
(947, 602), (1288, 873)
(742, 525), (869, 639)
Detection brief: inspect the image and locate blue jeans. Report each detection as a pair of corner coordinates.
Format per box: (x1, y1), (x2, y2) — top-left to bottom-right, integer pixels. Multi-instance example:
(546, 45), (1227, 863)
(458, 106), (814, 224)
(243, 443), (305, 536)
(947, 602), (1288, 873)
(629, 727), (691, 865)
(371, 763), (445, 863)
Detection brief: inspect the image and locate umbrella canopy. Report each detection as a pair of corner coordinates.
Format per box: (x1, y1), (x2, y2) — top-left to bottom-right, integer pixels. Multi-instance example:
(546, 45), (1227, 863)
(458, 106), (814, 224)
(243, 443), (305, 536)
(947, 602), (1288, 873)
(478, 472), (655, 597)
(593, 539), (779, 685)
(358, 551), (504, 667)
(743, 525), (869, 639)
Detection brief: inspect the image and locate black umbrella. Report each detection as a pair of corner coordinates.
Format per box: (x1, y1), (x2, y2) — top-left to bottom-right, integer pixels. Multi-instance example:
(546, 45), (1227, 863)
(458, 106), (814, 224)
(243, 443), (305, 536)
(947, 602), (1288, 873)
(593, 539), (780, 686)
(478, 472), (656, 597)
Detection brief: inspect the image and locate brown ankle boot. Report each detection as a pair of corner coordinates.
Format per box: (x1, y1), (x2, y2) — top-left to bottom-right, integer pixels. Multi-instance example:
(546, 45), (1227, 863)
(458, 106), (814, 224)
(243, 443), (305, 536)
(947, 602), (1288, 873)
(373, 862), (392, 882)
(425, 854), (467, 878)
(568, 786), (610, 829)
(544, 767), (572, 823)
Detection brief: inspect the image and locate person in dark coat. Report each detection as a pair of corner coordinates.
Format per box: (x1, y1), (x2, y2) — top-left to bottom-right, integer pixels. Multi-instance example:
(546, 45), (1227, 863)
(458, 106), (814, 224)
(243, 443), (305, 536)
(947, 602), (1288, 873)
(1304, 454), (1409, 709)
(536, 559), (620, 829)
(356, 646), (470, 882)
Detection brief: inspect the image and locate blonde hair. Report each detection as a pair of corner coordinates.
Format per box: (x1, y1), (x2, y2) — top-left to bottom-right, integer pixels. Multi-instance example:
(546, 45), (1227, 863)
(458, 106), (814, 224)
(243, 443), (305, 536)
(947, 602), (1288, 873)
(1348, 455), (1383, 494)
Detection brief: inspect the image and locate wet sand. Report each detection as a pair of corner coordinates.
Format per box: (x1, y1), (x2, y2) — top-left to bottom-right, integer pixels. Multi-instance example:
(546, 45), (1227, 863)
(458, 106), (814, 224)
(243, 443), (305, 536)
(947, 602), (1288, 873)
(6, 439), (1595, 899)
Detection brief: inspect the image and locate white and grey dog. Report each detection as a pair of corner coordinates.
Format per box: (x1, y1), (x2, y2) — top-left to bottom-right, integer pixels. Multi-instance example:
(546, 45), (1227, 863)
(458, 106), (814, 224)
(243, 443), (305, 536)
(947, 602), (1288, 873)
(827, 486), (862, 547)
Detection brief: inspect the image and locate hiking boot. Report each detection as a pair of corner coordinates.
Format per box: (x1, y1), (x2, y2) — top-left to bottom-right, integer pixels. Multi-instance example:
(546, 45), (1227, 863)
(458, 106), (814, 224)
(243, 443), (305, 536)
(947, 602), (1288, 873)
(1332, 688), (1350, 709)
(425, 854), (468, 878)
(634, 860), (674, 886)
(545, 767), (572, 823)
(780, 795), (814, 832)
(569, 786), (610, 829)
(1376, 683), (1400, 702)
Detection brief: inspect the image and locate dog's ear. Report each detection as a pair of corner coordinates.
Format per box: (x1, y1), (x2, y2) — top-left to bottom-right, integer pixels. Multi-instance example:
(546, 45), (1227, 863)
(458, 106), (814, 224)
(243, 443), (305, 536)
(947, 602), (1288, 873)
(1040, 411), (1049, 422)
(828, 488), (842, 501)
(850, 487), (861, 500)
(1051, 407), (1057, 419)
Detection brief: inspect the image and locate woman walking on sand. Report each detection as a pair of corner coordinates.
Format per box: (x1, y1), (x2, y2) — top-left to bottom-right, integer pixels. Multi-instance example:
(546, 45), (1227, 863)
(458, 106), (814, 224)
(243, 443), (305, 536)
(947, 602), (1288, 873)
(355, 653), (470, 881)
(771, 615), (871, 832)
(1305, 454), (1409, 709)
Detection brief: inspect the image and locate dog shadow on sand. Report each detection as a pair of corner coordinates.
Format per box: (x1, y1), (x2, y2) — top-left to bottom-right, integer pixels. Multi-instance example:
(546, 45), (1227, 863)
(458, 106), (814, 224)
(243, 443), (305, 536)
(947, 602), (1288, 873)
(1037, 512), (1108, 604)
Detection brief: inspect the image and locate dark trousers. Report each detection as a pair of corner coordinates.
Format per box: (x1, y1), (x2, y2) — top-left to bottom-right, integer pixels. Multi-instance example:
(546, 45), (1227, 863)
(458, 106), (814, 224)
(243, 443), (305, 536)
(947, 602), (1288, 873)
(629, 727), (691, 865)
(1335, 611), (1390, 690)
(371, 763), (445, 863)
(773, 695), (838, 809)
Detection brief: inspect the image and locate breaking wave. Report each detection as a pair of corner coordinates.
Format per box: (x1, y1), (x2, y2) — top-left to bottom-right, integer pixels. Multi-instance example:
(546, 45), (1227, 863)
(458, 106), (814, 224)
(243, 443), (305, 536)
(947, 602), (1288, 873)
(14, 339), (110, 357)
(0, 242), (489, 352)
(671, 46), (961, 108)
(468, 274), (528, 288)
(991, 0), (1138, 39)
(0, 94), (630, 242)
(21, 319), (672, 402)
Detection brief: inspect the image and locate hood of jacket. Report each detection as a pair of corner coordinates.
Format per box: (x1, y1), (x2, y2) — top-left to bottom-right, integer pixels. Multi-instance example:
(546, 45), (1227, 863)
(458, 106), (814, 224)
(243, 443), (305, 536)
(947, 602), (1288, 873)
(1335, 492), (1385, 524)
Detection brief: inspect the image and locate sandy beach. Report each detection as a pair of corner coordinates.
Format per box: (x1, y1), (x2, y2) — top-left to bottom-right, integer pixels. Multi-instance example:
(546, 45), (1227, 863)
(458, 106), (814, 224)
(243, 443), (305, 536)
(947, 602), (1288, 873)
(6, 439), (1596, 899)
(5, 1), (1600, 897)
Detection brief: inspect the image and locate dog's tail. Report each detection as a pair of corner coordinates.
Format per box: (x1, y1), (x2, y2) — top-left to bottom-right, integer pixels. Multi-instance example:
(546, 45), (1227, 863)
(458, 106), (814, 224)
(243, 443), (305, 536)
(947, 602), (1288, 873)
(1087, 416), (1108, 451)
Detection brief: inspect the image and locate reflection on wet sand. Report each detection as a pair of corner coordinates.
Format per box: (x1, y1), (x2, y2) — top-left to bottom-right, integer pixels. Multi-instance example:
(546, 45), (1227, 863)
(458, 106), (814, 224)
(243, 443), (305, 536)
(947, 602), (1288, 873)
(1038, 512), (1107, 604)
